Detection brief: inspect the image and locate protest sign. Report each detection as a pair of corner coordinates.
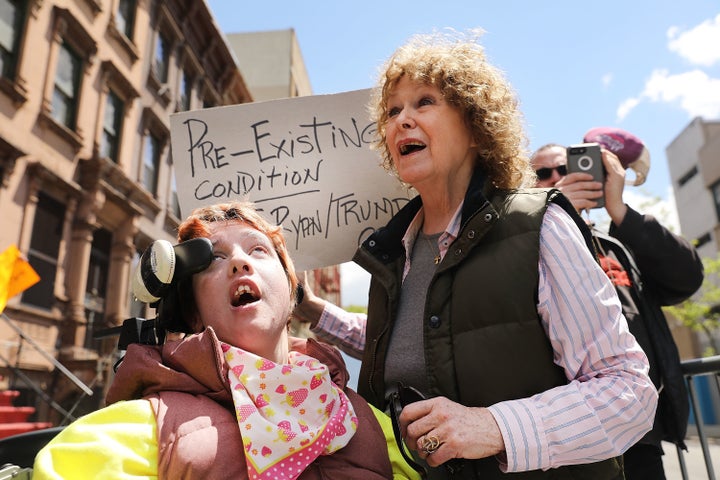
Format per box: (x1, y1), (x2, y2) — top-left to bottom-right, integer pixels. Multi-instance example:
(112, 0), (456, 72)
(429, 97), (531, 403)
(169, 89), (414, 271)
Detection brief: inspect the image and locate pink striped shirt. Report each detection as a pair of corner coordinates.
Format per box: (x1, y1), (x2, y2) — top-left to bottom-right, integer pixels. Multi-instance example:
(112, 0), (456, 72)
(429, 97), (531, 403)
(312, 203), (656, 472)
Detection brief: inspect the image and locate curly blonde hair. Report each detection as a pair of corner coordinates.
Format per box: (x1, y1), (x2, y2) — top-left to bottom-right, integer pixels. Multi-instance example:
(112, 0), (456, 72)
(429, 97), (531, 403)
(369, 29), (535, 189)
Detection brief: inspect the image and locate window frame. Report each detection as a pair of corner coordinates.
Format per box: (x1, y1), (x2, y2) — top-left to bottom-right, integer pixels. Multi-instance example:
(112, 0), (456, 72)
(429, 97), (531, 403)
(0, 0), (34, 104)
(83, 227), (112, 351)
(138, 107), (169, 198)
(179, 68), (192, 111)
(116, 0), (136, 41)
(51, 41), (82, 130)
(98, 60), (138, 165)
(678, 165), (699, 188)
(141, 131), (161, 195)
(100, 88), (123, 162)
(147, 5), (181, 102)
(127, 248), (148, 319)
(694, 232), (712, 250)
(39, 7), (97, 148)
(712, 180), (720, 223)
(0, 0), (26, 81)
(169, 165), (181, 218)
(153, 30), (170, 84)
(21, 192), (66, 311)
(107, 0), (139, 63)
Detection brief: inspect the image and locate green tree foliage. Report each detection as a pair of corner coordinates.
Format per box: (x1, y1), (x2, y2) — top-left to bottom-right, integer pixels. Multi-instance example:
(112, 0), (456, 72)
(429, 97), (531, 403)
(665, 254), (720, 356)
(345, 305), (367, 314)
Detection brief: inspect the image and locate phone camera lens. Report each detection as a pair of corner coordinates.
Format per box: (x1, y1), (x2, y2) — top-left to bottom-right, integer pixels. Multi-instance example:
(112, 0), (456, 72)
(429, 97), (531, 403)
(578, 155), (593, 171)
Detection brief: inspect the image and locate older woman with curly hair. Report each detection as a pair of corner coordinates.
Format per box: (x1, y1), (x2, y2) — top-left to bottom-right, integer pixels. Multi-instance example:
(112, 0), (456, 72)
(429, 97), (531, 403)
(294, 30), (656, 479)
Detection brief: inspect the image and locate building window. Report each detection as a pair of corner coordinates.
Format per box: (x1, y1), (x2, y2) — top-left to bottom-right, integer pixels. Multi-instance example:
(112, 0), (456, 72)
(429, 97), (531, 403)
(22, 192), (66, 310)
(100, 89), (123, 162)
(170, 167), (180, 217)
(678, 165), (698, 187)
(127, 249), (146, 319)
(154, 31), (170, 84)
(99, 60), (138, 162)
(52, 42), (82, 129)
(712, 180), (720, 222)
(695, 232), (711, 249)
(0, 0), (25, 80)
(116, 0), (135, 40)
(139, 107), (168, 197)
(40, 7), (96, 144)
(84, 228), (111, 350)
(179, 69), (191, 111)
(142, 132), (160, 194)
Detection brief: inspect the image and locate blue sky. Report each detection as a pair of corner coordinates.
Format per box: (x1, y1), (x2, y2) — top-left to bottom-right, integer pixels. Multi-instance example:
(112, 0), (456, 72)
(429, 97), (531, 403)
(206, 0), (720, 306)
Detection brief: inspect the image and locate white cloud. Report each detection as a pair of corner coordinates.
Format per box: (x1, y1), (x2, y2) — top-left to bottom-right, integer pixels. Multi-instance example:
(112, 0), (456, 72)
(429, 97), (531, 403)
(667, 14), (720, 67)
(616, 97), (641, 121)
(602, 73), (613, 88)
(642, 68), (720, 118)
(617, 14), (720, 121)
(618, 68), (720, 121)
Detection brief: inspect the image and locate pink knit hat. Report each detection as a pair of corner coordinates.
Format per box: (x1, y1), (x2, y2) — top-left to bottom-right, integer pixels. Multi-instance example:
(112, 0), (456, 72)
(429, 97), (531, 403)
(583, 127), (650, 186)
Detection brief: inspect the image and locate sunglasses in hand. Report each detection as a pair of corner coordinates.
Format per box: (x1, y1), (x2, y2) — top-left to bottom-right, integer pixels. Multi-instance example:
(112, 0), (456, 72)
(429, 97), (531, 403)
(389, 383), (427, 478)
(388, 383), (464, 478)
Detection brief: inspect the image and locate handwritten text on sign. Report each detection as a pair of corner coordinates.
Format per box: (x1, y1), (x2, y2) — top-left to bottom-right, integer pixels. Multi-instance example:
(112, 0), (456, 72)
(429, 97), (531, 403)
(169, 89), (414, 272)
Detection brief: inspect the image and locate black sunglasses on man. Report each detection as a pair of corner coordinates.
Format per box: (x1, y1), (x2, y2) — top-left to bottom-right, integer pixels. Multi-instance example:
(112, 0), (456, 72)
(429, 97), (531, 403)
(534, 164), (567, 181)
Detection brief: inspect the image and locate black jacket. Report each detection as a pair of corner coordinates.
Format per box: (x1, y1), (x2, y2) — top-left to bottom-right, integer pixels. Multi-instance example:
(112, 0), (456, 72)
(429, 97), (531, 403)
(593, 206), (704, 449)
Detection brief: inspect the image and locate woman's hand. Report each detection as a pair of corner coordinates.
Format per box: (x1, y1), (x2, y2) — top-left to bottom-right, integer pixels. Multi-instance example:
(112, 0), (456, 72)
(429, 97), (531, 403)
(291, 271), (326, 328)
(399, 396), (505, 467)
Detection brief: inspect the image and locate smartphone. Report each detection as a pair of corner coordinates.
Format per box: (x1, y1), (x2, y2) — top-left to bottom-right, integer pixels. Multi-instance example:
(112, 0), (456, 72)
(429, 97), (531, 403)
(566, 142), (605, 209)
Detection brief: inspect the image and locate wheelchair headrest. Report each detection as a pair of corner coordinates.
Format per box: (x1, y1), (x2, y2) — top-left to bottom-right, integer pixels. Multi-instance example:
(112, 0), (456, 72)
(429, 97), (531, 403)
(132, 237), (213, 304)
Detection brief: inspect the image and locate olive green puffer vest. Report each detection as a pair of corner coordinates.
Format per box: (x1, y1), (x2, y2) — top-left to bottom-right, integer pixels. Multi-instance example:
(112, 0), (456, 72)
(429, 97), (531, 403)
(354, 173), (622, 479)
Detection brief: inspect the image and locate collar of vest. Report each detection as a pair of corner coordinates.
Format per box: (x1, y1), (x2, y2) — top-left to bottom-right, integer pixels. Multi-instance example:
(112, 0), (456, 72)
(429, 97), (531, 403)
(361, 167), (491, 263)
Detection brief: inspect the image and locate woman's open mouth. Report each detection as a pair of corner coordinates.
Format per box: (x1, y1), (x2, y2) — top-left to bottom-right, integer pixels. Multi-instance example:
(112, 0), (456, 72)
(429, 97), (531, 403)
(399, 141), (426, 156)
(232, 284), (259, 307)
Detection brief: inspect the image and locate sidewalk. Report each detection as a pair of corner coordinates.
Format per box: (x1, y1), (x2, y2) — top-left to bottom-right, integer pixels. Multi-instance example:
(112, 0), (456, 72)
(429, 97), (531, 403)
(662, 436), (720, 479)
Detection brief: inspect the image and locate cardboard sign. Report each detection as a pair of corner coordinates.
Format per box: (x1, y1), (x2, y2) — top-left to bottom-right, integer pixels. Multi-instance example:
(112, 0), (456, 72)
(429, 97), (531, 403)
(169, 89), (414, 271)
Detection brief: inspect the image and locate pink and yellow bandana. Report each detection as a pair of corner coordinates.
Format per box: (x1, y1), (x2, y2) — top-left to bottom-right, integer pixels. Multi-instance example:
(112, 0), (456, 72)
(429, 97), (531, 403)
(222, 343), (358, 480)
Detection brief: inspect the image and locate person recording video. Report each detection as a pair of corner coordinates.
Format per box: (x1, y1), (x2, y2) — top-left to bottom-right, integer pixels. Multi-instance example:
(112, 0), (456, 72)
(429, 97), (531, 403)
(531, 128), (704, 480)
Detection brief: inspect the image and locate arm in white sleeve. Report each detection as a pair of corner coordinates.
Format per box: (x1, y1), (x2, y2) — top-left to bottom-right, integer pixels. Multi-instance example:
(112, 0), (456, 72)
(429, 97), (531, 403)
(312, 301), (367, 359)
(487, 203), (657, 472)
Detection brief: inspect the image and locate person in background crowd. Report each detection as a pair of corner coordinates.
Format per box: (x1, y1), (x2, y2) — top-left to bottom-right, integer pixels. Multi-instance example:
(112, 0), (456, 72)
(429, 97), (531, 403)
(531, 133), (704, 480)
(33, 201), (419, 480)
(293, 30), (657, 479)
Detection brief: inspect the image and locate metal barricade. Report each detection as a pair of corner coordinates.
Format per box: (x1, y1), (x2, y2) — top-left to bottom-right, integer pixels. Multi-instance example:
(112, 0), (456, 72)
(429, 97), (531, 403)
(676, 355), (720, 480)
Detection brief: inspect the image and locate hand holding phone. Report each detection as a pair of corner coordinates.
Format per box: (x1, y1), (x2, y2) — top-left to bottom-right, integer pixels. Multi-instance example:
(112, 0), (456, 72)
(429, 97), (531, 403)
(566, 143), (605, 209)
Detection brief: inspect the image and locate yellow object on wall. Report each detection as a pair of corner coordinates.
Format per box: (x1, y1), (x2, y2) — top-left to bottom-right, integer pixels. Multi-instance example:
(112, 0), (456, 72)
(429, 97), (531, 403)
(0, 244), (40, 313)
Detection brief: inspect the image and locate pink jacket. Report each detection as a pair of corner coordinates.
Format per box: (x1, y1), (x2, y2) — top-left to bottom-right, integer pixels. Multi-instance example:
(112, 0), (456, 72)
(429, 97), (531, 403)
(106, 328), (393, 479)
